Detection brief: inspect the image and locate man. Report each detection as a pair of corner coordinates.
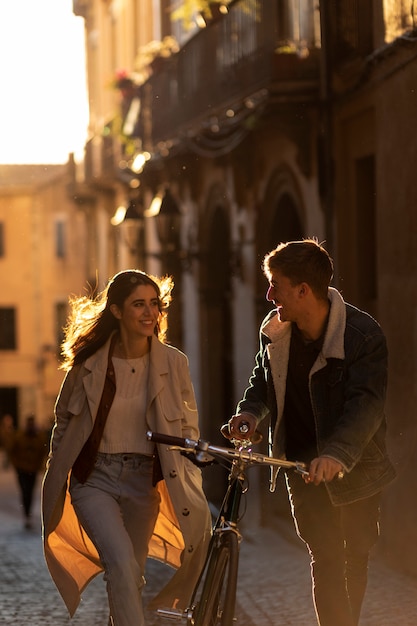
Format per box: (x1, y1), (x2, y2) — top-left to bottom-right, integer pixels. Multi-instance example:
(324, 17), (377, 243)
(227, 239), (396, 626)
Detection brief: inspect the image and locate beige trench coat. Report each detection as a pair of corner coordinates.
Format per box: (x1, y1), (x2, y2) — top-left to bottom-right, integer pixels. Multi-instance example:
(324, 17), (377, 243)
(42, 334), (212, 617)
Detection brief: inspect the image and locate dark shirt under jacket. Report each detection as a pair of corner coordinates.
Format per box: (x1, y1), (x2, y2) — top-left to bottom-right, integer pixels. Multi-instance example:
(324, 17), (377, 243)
(284, 324), (324, 463)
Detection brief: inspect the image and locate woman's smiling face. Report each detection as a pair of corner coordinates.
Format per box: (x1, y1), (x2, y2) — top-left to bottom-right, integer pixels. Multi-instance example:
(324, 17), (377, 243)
(111, 284), (160, 339)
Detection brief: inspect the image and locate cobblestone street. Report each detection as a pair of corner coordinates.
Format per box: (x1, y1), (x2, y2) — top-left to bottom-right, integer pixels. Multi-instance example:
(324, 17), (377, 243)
(1, 465), (416, 625)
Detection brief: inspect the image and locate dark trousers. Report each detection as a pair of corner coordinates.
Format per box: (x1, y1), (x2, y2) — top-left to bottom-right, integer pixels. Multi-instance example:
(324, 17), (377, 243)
(286, 472), (381, 626)
(16, 470), (37, 518)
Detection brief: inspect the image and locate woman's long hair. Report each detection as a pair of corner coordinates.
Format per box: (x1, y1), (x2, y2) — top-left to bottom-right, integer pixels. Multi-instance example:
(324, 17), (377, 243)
(60, 270), (173, 371)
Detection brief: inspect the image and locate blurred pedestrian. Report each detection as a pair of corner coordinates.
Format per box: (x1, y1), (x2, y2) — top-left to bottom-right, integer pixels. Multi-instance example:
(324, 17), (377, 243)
(42, 269), (211, 626)
(10, 414), (47, 529)
(0, 413), (15, 469)
(226, 239), (396, 626)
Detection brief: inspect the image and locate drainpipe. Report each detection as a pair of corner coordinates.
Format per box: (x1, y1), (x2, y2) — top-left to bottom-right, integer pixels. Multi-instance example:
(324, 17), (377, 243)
(318, 0), (334, 254)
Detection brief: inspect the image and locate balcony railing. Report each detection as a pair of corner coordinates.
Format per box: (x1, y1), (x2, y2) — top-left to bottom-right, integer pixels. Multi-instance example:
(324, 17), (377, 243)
(136, 0), (321, 150)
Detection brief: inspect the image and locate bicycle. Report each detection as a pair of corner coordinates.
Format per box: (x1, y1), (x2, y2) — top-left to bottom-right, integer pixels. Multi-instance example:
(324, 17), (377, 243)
(146, 426), (309, 626)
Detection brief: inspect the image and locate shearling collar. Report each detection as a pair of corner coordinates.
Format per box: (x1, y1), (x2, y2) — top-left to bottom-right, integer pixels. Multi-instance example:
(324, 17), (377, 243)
(262, 287), (346, 361)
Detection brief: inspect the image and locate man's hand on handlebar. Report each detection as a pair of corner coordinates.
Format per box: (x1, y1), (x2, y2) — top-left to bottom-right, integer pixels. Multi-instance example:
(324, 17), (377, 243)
(221, 413), (258, 441)
(303, 456), (344, 486)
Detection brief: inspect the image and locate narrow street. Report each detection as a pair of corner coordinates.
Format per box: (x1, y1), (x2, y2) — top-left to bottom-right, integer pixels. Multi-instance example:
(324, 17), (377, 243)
(0, 465), (416, 625)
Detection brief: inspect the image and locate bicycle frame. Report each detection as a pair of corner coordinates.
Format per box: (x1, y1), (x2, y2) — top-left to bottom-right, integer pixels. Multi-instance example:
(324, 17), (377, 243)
(147, 430), (308, 625)
(188, 455), (245, 619)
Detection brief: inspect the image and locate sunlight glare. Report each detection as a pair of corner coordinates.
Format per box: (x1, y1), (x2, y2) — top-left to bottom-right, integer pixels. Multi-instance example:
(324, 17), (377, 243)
(0, 0), (88, 164)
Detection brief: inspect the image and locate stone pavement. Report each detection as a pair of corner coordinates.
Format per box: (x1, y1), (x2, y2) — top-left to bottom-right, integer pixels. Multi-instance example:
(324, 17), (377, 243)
(0, 465), (416, 625)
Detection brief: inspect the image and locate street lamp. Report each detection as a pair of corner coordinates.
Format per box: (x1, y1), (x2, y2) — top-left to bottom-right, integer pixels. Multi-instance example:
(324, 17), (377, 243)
(111, 198), (145, 263)
(154, 188), (181, 254)
(111, 188), (199, 270)
(145, 187), (183, 347)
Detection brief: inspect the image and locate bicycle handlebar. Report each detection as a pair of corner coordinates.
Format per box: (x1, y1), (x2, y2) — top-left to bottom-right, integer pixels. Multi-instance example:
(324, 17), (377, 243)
(146, 430), (309, 475)
(147, 431), (196, 449)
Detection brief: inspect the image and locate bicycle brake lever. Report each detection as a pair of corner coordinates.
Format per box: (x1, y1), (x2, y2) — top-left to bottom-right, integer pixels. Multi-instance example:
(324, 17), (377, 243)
(180, 449), (216, 467)
(295, 462), (310, 476)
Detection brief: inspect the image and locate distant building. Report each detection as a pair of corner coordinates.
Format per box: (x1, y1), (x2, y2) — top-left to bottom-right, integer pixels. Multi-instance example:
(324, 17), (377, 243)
(0, 162), (89, 429)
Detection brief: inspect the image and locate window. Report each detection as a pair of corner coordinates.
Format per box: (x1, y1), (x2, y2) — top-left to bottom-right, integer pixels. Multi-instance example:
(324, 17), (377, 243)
(333, 0), (374, 61)
(55, 302), (67, 349)
(0, 308), (16, 350)
(383, 0), (414, 43)
(55, 221), (66, 258)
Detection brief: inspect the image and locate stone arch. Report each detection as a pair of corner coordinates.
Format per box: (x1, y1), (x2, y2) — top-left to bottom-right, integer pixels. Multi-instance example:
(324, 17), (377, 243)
(256, 166), (305, 325)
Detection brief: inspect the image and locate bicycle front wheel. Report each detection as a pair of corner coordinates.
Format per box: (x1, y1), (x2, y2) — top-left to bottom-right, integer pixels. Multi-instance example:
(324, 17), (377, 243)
(194, 530), (239, 626)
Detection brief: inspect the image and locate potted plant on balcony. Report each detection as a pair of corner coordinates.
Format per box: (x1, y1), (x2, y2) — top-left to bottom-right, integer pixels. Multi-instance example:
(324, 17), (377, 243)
(113, 69), (136, 98)
(134, 36), (179, 80)
(171, 0), (232, 28)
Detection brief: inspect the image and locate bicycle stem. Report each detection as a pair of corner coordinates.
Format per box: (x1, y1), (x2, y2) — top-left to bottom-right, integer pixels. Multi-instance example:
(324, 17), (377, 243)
(206, 443), (309, 475)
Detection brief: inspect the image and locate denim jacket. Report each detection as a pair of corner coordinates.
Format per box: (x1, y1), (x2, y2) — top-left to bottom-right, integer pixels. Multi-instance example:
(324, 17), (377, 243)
(237, 288), (396, 505)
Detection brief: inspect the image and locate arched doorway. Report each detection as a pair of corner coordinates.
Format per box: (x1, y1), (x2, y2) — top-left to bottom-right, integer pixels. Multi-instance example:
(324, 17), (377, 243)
(255, 167), (305, 525)
(256, 168), (305, 325)
(198, 188), (234, 505)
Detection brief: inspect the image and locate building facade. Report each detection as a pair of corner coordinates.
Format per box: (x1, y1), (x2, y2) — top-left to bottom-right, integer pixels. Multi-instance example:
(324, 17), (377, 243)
(72, 0), (417, 574)
(0, 163), (90, 430)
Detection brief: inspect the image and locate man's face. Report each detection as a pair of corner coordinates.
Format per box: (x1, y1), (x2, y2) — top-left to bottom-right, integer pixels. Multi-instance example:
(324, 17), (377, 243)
(266, 269), (302, 323)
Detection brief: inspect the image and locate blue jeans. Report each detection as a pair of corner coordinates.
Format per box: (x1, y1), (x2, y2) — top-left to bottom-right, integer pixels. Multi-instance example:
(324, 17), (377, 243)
(70, 453), (160, 626)
(286, 472), (381, 626)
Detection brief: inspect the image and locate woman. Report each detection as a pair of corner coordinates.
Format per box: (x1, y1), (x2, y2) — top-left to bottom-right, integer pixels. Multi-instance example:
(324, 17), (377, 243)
(42, 270), (211, 626)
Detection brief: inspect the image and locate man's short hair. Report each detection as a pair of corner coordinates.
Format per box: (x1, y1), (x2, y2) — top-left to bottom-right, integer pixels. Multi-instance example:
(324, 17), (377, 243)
(263, 239), (334, 300)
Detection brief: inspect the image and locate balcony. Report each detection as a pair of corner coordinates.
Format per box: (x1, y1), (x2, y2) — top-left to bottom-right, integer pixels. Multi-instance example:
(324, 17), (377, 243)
(133, 0), (321, 154)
